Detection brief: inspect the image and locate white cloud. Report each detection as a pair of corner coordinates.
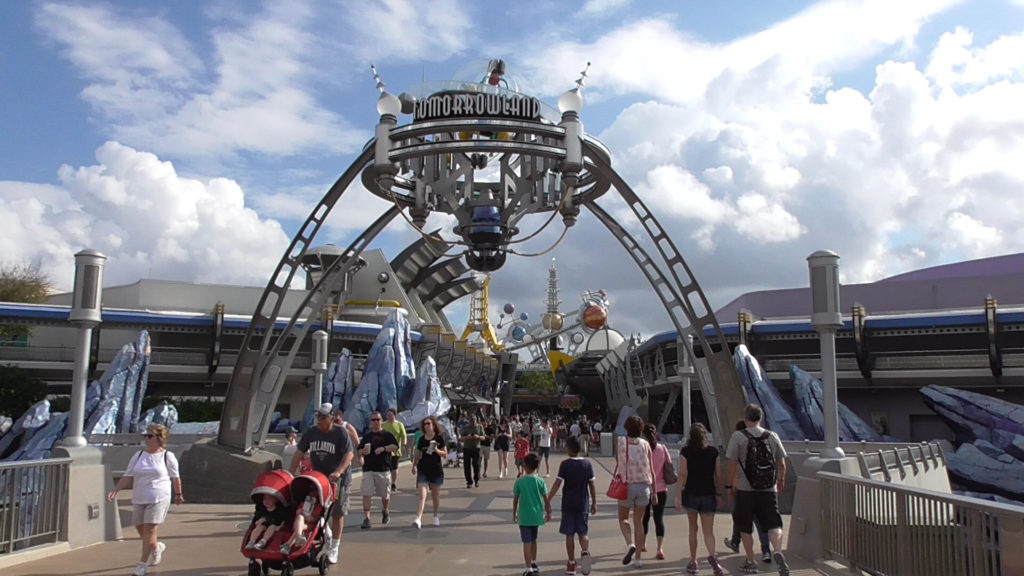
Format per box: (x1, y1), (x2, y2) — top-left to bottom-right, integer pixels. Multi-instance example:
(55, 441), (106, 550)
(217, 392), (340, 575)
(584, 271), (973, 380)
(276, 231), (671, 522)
(34, 1), (367, 160)
(0, 142), (290, 290)
(578, 0), (633, 17)
(15, 0), (1024, 339)
(339, 0), (473, 62)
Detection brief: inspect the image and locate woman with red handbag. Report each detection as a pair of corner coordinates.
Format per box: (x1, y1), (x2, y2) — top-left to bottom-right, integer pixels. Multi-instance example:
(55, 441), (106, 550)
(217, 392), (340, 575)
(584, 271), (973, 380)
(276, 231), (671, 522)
(613, 415), (657, 568)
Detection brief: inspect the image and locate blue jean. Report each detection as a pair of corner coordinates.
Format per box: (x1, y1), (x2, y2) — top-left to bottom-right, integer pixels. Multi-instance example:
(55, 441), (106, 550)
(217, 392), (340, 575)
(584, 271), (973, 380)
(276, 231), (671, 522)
(731, 516), (770, 554)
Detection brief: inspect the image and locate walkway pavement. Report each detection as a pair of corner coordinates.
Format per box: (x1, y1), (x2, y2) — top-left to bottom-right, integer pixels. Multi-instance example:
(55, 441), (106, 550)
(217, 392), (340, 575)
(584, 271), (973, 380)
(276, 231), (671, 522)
(7, 455), (849, 576)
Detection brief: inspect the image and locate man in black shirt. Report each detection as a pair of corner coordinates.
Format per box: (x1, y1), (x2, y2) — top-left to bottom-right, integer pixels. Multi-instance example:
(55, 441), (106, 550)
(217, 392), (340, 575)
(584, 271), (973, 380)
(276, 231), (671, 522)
(291, 403), (353, 564)
(459, 414), (486, 488)
(357, 411), (399, 529)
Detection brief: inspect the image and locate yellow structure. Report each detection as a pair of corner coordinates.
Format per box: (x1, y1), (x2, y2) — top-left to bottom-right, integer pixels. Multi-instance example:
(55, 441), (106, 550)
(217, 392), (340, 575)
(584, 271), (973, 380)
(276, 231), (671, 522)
(460, 275), (504, 351)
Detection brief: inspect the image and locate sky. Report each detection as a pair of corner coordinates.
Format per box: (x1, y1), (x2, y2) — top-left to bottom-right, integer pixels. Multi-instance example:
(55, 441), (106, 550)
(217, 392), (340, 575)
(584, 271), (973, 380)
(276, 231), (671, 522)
(3, 0), (1024, 341)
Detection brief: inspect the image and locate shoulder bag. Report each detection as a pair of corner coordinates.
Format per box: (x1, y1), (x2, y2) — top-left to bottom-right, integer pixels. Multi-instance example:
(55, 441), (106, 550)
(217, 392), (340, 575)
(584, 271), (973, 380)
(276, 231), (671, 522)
(661, 444), (679, 485)
(606, 438), (630, 500)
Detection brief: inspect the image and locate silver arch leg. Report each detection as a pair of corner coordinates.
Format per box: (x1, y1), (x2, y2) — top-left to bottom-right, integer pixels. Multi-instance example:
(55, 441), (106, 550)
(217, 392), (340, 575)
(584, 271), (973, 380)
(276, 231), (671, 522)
(587, 146), (747, 446)
(219, 147), (386, 452)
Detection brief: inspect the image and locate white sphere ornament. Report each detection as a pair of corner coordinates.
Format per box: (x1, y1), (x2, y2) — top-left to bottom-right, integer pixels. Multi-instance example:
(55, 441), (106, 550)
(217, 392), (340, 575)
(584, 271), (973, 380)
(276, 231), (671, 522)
(558, 87), (583, 114)
(377, 90), (402, 116)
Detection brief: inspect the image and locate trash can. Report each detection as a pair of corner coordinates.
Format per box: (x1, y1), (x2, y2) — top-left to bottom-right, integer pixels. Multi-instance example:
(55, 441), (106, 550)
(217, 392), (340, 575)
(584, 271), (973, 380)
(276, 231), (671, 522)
(600, 432), (614, 457)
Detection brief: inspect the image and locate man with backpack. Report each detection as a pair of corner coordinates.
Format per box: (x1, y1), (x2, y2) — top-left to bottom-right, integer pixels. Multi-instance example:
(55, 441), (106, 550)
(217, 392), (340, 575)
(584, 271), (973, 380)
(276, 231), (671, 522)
(724, 404), (790, 576)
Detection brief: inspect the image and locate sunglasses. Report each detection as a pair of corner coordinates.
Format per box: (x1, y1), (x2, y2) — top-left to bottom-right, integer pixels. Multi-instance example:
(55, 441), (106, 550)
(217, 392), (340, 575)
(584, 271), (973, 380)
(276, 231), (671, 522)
(371, 418), (382, 421)
(422, 422), (433, 427)
(316, 413), (330, 419)
(145, 433), (157, 439)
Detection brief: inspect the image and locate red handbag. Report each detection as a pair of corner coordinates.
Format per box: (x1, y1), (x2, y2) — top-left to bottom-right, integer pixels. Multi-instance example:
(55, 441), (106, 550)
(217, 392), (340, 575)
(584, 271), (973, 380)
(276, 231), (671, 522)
(606, 439), (630, 500)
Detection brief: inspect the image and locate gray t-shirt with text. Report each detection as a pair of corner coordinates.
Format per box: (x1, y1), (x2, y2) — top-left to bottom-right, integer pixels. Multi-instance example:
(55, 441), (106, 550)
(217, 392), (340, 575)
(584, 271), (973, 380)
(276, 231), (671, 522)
(298, 424), (354, 486)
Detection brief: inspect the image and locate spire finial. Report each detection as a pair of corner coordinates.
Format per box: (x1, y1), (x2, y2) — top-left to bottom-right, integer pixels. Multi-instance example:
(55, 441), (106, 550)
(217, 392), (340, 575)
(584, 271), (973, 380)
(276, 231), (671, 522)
(371, 64), (387, 93)
(575, 62), (591, 89)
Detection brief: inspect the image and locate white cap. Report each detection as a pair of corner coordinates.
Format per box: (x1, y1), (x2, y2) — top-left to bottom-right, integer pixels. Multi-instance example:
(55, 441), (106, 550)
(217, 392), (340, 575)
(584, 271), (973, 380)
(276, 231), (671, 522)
(316, 403), (334, 417)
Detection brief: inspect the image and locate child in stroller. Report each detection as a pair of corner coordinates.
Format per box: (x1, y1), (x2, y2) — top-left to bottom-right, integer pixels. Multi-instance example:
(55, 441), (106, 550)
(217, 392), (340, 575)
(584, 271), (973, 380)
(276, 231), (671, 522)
(242, 469), (335, 576)
(246, 493), (290, 551)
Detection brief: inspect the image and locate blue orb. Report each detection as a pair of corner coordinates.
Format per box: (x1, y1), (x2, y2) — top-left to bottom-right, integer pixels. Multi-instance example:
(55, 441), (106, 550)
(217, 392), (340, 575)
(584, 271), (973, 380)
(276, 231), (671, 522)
(503, 303), (515, 315)
(512, 326), (527, 341)
(520, 312), (528, 321)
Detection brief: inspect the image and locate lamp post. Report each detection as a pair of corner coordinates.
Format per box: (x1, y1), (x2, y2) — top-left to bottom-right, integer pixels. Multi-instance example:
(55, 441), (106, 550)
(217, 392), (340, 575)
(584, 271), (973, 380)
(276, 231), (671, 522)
(62, 249), (106, 448)
(311, 330), (329, 409)
(678, 334), (695, 432)
(808, 250), (844, 459)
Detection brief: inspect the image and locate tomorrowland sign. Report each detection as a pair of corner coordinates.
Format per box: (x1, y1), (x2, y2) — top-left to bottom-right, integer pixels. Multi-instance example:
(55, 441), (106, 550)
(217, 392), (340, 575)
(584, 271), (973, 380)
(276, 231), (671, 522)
(414, 90), (543, 122)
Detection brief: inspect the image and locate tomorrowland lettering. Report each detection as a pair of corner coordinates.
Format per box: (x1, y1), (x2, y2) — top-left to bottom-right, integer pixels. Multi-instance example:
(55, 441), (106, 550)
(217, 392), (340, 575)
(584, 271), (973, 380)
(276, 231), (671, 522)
(414, 91), (542, 122)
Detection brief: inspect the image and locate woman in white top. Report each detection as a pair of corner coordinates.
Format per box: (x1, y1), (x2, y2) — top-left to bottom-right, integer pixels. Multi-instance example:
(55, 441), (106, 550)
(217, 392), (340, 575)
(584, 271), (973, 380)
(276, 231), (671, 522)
(615, 415), (657, 568)
(108, 424), (184, 576)
(538, 419), (553, 477)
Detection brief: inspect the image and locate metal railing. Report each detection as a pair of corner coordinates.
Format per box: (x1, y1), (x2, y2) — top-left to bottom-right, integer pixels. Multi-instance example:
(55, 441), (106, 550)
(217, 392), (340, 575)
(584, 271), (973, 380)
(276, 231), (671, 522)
(0, 457), (70, 554)
(820, 470), (1024, 576)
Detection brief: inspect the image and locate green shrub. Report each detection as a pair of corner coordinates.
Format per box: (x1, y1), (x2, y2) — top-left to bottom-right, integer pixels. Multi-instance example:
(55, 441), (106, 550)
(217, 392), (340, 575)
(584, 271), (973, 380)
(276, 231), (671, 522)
(0, 364), (47, 417)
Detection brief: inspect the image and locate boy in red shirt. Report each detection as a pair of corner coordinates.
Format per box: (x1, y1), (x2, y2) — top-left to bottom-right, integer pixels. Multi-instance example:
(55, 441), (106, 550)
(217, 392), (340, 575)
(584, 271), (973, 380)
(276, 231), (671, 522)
(514, 430), (531, 478)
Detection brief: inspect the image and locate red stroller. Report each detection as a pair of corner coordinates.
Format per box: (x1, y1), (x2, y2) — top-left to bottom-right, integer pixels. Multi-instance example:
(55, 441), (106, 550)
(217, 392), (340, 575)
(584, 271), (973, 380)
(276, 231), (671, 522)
(242, 469), (335, 576)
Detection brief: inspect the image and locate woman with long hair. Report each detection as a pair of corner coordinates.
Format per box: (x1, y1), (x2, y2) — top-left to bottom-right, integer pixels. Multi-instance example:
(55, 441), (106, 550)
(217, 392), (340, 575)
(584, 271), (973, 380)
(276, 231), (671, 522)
(108, 424), (184, 576)
(616, 414), (657, 568)
(675, 422), (724, 575)
(411, 416), (448, 528)
(641, 423), (671, 560)
(494, 416), (513, 479)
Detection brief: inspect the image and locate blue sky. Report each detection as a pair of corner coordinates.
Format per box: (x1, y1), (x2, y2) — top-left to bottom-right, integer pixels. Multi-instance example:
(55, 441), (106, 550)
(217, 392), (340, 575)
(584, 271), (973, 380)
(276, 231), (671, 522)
(3, 0), (1024, 338)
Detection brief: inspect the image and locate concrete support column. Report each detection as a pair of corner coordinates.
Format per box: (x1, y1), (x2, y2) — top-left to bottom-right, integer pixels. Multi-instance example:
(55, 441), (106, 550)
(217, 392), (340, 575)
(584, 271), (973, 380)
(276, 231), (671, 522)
(311, 330), (328, 408)
(808, 250), (844, 460)
(62, 249), (106, 448)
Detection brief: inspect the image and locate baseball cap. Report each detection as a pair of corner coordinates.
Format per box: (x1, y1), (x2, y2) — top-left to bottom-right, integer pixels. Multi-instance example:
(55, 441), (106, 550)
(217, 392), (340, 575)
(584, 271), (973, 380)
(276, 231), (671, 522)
(285, 426), (298, 434)
(316, 403), (334, 417)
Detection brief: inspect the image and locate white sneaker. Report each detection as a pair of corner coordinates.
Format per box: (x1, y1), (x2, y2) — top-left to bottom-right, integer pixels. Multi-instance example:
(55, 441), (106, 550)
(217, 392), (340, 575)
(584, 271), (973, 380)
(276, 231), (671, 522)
(632, 558), (644, 568)
(149, 541), (165, 565)
(132, 562), (148, 576)
(413, 517), (422, 529)
(327, 539), (340, 564)
(432, 516), (441, 527)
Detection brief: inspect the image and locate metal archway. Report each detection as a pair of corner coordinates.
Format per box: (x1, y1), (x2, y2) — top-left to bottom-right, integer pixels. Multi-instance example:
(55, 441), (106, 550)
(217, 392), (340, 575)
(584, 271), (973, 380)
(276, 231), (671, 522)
(219, 81), (746, 452)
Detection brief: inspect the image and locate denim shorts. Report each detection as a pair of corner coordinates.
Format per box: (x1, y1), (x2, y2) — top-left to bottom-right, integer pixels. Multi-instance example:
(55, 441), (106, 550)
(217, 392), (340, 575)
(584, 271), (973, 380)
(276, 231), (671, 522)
(519, 525), (539, 543)
(618, 482), (651, 508)
(416, 471), (444, 488)
(558, 510), (589, 536)
(682, 493), (717, 513)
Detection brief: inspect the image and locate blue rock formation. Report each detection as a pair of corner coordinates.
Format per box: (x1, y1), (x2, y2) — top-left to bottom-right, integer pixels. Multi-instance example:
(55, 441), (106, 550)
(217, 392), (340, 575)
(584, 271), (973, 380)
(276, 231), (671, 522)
(946, 441), (1024, 503)
(920, 385), (1024, 501)
(304, 348), (357, 431)
(733, 345), (804, 440)
(137, 401), (178, 431)
(347, 311), (417, 434)
(397, 356), (452, 433)
(126, 331), (151, 432)
(9, 412), (68, 461)
(391, 310), (416, 408)
(2, 331), (152, 462)
(790, 366), (882, 442)
(0, 400), (51, 460)
(920, 385), (1024, 446)
(326, 348), (355, 414)
(84, 398), (120, 434)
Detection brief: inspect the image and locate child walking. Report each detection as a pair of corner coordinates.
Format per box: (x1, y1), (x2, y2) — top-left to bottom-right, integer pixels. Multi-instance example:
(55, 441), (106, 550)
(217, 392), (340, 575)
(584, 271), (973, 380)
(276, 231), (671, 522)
(513, 453), (548, 576)
(545, 437), (597, 576)
(514, 430), (531, 478)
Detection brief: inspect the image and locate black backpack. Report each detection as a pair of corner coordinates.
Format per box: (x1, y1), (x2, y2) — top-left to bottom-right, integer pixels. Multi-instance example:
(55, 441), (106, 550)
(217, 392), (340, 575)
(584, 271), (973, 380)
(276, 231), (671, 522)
(740, 429), (777, 490)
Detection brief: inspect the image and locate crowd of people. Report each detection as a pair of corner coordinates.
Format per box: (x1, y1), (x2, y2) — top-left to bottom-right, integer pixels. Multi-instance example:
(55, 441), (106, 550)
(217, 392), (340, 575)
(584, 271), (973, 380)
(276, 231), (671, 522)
(113, 403), (791, 576)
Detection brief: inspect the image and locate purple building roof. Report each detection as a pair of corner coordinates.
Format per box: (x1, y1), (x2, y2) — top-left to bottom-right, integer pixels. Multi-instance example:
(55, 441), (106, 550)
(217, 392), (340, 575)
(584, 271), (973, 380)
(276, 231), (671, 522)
(715, 252), (1024, 321)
